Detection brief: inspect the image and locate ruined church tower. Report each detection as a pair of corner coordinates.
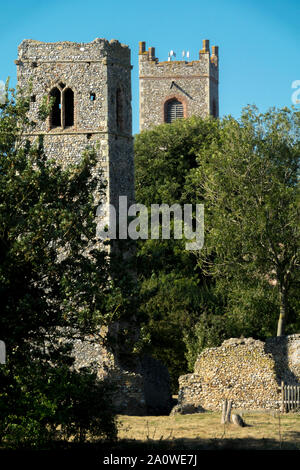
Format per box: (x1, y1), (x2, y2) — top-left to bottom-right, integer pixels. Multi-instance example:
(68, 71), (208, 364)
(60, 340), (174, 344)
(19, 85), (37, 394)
(16, 38), (134, 219)
(13, 39), (153, 415)
(138, 39), (219, 131)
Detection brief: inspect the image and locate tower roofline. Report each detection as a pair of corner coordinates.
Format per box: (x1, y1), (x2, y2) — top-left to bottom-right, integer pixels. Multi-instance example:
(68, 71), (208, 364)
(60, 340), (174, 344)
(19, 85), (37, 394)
(17, 38), (131, 66)
(19, 38), (129, 49)
(139, 39), (219, 66)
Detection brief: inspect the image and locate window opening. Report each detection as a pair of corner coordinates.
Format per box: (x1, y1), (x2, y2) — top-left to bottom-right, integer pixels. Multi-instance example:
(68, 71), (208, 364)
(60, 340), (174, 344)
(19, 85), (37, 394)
(64, 88), (74, 127)
(50, 87), (61, 127)
(165, 99), (184, 124)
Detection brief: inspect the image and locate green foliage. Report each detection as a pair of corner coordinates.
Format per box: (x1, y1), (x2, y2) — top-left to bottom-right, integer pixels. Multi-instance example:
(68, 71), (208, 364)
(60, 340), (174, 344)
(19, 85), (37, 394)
(0, 360), (116, 448)
(188, 106), (300, 336)
(224, 281), (279, 339)
(135, 116), (219, 206)
(135, 108), (300, 389)
(0, 87), (117, 448)
(184, 313), (228, 371)
(135, 117), (223, 390)
(138, 272), (201, 390)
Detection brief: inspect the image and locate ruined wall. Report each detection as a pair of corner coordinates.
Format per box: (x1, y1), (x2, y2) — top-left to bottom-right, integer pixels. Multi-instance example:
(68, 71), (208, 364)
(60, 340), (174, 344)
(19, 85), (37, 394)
(265, 334), (300, 385)
(139, 39), (219, 131)
(52, 328), (172, 416)
(48, 327), (146, 415)
(177, 337), (296, 412)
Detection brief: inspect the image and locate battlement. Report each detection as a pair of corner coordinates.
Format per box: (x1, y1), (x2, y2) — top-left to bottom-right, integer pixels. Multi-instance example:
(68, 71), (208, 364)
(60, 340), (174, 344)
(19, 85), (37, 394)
(17, 38), (131, 67)
(138, 40), (218, 70)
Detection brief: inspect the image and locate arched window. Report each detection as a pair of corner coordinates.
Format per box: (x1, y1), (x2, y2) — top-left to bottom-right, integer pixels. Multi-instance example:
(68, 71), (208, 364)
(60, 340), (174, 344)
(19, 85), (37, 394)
(63, 88), (74, 127)
(116, 87), (124, 131)
(49, 83), (74, 129)
(165, 98), (184, 124)
(49, 87), (61, 127)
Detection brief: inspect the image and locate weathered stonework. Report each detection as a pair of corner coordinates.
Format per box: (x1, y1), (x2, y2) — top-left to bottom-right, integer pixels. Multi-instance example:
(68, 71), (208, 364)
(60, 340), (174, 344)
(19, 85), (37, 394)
(138, 39), (219, 131)
(16, 39), (173, 415)
(16, 39), (139, 413)
(175, 336), (300, 413)
(46, 327), (147, 415)
(16, 38), (134, 217)
(52, 327), (172, 415)
(265, 334), (300, 385)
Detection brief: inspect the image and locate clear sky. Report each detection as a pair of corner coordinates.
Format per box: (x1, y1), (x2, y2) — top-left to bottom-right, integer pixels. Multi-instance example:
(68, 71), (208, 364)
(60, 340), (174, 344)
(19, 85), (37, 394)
(0, 0), (299, 134)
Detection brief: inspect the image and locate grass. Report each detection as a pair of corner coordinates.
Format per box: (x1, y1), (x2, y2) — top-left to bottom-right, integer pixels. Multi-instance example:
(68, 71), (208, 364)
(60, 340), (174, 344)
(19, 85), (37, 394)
(117, 411), (300, 451)
(1, 411), (299, 465)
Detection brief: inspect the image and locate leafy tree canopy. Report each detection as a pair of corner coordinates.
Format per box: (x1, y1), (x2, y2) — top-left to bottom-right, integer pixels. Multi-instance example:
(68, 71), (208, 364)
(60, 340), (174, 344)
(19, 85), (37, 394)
(0, 85), (119, 447)
(135, 107), (300, 390)
(187, 106), (300, 336)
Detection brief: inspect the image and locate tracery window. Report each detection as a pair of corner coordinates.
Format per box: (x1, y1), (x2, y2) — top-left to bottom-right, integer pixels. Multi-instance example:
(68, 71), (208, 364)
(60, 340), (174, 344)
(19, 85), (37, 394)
(49, 83), (74, 129)
(49, 87), (61, 127)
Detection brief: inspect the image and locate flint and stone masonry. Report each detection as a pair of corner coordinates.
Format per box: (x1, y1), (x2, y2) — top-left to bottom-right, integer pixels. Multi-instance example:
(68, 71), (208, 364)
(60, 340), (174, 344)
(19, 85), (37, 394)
(138, 39), (219, 131)
(175, 335), (300, 413)
(15, 38), (140, 411)
(15, 38), (172, 415)
(16, 38), (135, 220)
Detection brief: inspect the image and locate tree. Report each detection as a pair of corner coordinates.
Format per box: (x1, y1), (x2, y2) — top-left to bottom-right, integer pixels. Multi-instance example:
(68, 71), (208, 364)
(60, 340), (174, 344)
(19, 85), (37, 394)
(134, 117), (223, 389)
(0, 86), (118, 446)
(135, 109), (299, 390)
(188, 106), (300, 336)
(135, 115), (219, 207)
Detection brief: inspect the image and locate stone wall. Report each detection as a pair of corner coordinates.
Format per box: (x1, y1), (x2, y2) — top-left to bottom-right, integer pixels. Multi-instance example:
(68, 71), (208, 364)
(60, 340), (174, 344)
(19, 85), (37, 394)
(44, 327), (144, 415)
(265, 334), (300, 385)
(138, 39), (219, 131)
(176, 336), (300, 412)
(52, 327), (172, 416)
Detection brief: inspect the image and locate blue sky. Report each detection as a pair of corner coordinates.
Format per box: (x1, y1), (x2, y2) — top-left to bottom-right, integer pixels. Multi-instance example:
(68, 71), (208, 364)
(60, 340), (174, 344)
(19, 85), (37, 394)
(0, 0), (299, 134)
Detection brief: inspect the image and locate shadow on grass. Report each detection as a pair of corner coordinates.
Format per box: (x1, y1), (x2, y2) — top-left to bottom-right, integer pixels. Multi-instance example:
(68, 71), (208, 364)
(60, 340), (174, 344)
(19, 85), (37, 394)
(0, 436), (299, 464)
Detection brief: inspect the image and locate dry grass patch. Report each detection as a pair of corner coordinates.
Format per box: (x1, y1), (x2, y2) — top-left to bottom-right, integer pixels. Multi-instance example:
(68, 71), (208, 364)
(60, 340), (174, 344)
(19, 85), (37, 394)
(117, 412), (300, 450)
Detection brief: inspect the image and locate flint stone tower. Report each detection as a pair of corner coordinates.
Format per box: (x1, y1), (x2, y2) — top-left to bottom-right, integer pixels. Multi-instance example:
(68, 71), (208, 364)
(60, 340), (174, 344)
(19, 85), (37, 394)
(16, 38), (134, 219)
(139, 39), (219, 131)
(15, 39), (173, 415)
(15, 38), (140, 411)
